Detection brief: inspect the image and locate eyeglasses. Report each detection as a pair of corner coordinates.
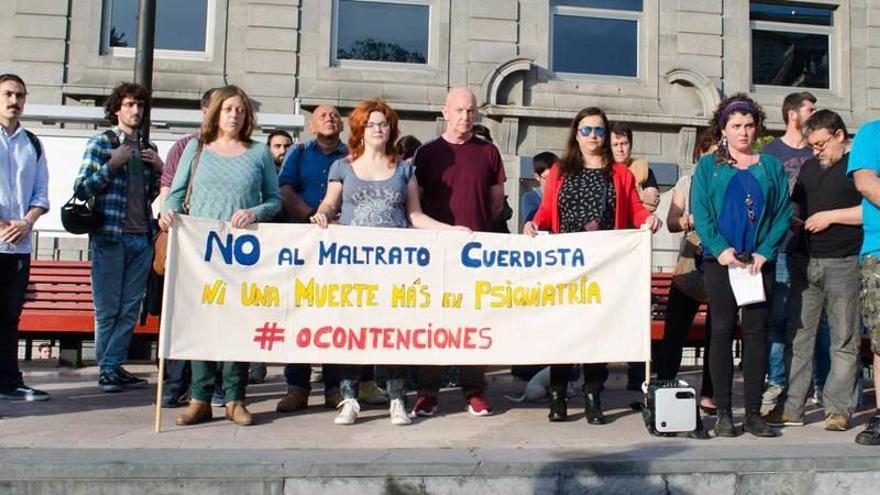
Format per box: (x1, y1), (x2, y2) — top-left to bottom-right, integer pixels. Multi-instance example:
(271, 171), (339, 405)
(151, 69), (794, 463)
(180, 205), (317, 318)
(538, 172), (550, 181)
(365, 121), (390, 130)
(578, 126), (606, 138)
(808, 132), (838, 152)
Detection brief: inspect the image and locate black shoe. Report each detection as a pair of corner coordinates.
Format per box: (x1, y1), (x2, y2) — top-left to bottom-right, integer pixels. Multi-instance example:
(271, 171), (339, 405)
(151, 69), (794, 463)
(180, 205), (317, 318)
(714, 408), (737, 437)
(0, 384), (50, 401)
(161, 392), (189, 408)
(855, 415), (880, 446)
(548, 388), (568, 422)
(744, 411), (778, 438)
(584, 391), (606, 425)
(116, 367), (147, 389)
(688, 413), (711, 440)
(98, 371), (124, 393)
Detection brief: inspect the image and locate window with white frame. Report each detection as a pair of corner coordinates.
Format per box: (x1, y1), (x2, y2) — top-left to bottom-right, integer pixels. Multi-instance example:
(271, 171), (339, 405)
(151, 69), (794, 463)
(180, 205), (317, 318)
(550, 0), (642, 78)
(332, 0), (431, 66)
(101, 0), (214, 59)
(750, 1), (833, 89)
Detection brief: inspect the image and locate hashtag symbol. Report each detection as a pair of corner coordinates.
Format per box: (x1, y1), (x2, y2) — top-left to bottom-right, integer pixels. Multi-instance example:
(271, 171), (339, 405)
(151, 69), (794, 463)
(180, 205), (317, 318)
(253, 322), (285, 351)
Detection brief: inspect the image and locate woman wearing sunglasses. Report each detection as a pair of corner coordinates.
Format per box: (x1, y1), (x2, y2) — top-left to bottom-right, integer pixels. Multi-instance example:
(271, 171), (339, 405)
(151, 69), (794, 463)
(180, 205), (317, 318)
(691, 94), (790, 438)
(524, 106), (661, 424)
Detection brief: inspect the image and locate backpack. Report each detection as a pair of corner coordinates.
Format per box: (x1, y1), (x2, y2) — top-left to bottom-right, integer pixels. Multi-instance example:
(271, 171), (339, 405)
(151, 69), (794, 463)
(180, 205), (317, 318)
(103, 129), (121, 150)
(23, 129), (43, 161)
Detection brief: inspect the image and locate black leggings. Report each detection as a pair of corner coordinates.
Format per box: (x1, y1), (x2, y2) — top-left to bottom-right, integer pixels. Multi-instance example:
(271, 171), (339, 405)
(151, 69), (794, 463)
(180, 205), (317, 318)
(656, 284), (714, 398)
(703, 260), (774, 411)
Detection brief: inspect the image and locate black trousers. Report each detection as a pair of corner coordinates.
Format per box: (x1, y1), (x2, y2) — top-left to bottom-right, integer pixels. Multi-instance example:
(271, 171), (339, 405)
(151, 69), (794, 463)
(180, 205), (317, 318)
(417, 366), (485, 397)
(0, 254), (30, 392)
(550, 363), (608, 393)
(656, 284), (714, 398)
(703, 260), (774, 411)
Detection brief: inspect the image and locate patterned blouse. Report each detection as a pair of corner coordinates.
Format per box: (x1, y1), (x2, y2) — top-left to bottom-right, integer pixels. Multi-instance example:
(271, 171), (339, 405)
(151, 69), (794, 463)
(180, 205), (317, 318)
(558, 167), (616, 233)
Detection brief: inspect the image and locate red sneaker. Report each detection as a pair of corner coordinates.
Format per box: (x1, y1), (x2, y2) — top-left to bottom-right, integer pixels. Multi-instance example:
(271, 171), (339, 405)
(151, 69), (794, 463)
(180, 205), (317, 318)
(466, 393), (492, 416)
(411, 394), (438, 417)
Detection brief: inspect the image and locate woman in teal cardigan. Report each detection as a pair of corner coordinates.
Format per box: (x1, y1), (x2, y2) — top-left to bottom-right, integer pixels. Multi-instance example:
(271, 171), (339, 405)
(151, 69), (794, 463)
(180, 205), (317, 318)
(691, 94), (791, 438)
(160, 85), (281, 427)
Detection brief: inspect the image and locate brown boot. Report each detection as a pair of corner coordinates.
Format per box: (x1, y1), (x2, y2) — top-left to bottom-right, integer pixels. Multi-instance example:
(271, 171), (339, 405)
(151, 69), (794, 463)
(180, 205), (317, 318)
(225, 400), (254, 426)
(276, 390), (309, 413)
(175, 399), (212, 426)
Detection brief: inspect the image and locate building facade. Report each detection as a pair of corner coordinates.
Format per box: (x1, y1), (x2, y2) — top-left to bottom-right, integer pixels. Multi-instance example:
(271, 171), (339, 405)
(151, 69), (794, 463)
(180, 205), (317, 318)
(1, 0), (875, 262)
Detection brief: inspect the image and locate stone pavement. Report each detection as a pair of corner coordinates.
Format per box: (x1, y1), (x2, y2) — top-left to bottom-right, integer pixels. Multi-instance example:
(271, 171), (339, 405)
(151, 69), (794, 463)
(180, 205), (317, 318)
(1, 362), (879, 494)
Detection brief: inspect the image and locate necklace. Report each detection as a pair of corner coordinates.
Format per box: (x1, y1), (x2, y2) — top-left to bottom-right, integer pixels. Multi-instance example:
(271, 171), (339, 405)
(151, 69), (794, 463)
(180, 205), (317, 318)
(734, 170), (757, 225)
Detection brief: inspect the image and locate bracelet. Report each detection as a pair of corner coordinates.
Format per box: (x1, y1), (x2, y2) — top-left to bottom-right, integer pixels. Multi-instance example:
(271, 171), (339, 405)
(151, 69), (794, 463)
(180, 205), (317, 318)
(22, 217), (34, 228)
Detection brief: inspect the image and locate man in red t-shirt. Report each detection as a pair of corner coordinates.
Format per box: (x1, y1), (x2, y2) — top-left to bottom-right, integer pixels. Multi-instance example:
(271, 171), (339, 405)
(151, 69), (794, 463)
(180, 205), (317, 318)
(412, 87), (506, 418)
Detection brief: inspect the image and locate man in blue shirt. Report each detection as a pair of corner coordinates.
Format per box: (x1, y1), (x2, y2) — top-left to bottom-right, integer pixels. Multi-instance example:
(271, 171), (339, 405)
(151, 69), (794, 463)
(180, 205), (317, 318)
(275, 104), (347, 413)
(848, 119), (880, 446)
(278, 105), (348, 221)
(0, 74), (50, 401)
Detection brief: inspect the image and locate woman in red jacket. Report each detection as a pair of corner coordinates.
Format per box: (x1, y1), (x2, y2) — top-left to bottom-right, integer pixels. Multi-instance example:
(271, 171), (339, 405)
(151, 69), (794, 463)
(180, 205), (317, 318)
(524, 106), (661, 424)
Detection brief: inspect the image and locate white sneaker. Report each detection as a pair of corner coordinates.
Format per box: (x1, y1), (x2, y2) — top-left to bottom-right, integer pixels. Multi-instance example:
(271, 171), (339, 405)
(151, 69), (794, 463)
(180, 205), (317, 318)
(389, 398), (412, 426)
(334, 398), (360, 425)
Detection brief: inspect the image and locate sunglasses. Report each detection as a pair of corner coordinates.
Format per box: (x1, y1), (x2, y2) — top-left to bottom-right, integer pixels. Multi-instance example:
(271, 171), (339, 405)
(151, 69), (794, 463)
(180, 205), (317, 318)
(578, 126), (606, 138)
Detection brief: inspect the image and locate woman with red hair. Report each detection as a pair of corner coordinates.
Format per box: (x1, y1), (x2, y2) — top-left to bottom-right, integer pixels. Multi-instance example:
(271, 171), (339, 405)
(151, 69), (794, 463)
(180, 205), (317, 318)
(311, 99), (466, 426)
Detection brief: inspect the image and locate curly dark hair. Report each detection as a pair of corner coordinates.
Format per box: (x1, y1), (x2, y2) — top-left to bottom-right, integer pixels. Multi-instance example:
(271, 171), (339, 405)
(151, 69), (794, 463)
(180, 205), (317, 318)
(707, 93), (766, 165)
(103, 82), (149, 125)
(559, 107), (613, 178)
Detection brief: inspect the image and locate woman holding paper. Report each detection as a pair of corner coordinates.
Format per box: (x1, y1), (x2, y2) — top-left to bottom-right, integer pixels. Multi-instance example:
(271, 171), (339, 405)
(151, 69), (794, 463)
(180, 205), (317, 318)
(691, 94), (791, 438)
(160, 85), (281, 427)
(523, 106), (661, 424)
(310, 98), (466, 426)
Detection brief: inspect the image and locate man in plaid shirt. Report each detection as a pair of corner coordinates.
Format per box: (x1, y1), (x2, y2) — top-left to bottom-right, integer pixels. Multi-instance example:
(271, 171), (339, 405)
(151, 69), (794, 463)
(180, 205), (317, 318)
(73, 82), (163, 392)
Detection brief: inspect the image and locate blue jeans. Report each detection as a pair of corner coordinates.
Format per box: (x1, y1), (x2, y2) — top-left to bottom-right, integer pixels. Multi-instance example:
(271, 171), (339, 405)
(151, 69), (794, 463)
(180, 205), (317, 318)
(766, 254), (791, 387)
(767, 254), (832, 389)
(814, 314), (831, 390)
(90, 233), (152, 373)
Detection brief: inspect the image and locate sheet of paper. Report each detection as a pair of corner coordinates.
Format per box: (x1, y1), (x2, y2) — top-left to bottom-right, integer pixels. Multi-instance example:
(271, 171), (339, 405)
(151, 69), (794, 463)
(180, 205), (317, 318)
(728, 266), (765, 306)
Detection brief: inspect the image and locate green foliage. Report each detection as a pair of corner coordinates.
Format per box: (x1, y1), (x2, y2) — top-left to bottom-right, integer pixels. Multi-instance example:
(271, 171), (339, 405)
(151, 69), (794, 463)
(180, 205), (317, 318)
(754, 135), (775, 152)
(338, 39), (426, 64)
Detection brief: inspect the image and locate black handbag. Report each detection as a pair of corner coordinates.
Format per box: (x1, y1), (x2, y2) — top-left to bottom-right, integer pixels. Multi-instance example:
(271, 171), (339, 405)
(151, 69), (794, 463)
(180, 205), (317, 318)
(61, 194), (102, 234)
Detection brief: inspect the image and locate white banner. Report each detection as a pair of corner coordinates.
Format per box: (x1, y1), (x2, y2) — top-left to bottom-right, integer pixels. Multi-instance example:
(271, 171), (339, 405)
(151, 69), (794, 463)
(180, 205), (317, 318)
(159, 216), (652, 365)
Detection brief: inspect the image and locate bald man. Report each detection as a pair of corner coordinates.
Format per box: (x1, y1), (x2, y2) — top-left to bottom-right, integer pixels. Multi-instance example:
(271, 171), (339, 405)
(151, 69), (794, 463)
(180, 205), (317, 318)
(275, 104), (347, 413)
(278, 104), (347, 222)
(411, 87), (506, 418)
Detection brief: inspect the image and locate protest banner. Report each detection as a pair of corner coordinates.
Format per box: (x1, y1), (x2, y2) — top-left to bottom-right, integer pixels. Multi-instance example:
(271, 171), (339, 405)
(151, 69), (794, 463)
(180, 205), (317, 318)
(158, 215), (652, 365)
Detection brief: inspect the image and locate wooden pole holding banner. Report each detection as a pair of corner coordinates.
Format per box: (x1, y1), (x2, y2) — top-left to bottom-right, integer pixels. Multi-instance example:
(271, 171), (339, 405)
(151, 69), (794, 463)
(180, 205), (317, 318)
(154, 357), (165, 433)
(644, 225), (653, 391)
(154, 222), (179, 433)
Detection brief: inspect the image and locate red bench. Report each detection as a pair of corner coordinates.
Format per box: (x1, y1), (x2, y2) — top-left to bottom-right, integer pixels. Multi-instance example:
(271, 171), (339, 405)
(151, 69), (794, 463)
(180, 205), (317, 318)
(651, 271), (874, 365)
(651, 272), (709, 344)
(20, 260), (158, 366)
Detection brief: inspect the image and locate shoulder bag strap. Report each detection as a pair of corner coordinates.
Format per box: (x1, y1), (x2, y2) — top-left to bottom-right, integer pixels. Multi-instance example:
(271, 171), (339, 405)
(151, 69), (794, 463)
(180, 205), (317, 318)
(182, 140), (204, 214)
